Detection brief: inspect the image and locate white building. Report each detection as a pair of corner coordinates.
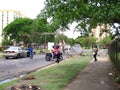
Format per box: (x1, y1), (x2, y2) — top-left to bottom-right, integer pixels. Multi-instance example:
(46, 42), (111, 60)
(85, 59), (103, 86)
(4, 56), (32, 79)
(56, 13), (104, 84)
(92, 24), (110, 42)
(0, 10), (26, 44)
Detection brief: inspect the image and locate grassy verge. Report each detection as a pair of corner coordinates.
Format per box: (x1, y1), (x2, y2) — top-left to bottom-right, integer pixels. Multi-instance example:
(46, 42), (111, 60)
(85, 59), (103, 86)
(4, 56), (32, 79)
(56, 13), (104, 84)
(0, 52), (3, 59)
(0, 55), (91, 90)
(0, 80), (19, 90)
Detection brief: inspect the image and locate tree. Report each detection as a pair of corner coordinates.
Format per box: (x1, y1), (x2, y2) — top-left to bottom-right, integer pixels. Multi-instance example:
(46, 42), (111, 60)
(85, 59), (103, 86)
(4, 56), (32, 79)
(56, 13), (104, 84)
(101, 36), (113, 48)
(2, 16), (59, 46)
(40, 0), (120, 38)
(2, 18), (33, 45)
(67, 38), (76, 46)
(31, 16), (56, 45)
(75, 36), (97, 48)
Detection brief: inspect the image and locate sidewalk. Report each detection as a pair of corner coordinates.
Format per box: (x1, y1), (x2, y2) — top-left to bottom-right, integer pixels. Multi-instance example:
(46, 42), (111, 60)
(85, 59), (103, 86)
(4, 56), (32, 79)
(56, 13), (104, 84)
(63, 56), (117, 90)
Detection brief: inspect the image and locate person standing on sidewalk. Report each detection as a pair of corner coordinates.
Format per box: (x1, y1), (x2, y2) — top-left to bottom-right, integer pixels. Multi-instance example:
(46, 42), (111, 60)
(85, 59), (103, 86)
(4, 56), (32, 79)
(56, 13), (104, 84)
(93, 45), (98, 62)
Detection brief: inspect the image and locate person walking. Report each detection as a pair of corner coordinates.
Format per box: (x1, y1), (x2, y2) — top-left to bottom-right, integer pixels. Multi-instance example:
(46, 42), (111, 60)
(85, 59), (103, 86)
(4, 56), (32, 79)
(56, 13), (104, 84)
(28, 45), (34, 59)
(93, 45), (98, 62)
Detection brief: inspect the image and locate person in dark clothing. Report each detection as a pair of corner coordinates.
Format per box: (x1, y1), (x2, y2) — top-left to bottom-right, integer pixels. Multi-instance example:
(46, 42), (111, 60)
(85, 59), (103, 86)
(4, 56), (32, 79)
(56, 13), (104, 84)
(93, 46), (98, 62)
(54, 45), (60, 63)
(28, 45), (34, 59)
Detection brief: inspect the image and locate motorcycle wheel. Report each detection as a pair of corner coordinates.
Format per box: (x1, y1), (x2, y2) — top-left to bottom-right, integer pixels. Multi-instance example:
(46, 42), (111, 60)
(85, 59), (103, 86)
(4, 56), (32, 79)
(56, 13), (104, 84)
(45, 55), (51, 61)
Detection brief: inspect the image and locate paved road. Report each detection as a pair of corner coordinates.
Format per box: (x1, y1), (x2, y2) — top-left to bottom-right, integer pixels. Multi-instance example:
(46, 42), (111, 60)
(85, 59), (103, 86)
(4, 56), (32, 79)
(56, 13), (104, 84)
(0, 54), (56, 82)
(0, 48), (99, 83)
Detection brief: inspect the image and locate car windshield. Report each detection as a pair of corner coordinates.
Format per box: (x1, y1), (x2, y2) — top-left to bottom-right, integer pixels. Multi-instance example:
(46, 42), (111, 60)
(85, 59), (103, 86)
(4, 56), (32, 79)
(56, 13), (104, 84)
(7, 47), (19, 50)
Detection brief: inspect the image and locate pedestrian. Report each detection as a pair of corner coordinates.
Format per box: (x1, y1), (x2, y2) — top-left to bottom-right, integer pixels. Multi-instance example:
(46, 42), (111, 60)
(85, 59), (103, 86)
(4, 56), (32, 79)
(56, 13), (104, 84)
(54, 45), (60, 63)
(28, 45), (34, 59)
(93, 45), (98, 62)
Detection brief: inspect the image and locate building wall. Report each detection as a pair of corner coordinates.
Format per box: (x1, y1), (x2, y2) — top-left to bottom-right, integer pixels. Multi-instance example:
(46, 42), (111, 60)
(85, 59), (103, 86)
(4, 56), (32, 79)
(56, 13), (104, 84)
(0, 10), (26, 43)
(92, 24), (109, 42)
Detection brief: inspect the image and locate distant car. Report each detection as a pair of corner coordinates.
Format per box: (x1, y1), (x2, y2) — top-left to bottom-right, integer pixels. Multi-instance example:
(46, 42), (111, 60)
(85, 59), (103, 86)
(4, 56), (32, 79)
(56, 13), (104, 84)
(3, 46), (27, 59)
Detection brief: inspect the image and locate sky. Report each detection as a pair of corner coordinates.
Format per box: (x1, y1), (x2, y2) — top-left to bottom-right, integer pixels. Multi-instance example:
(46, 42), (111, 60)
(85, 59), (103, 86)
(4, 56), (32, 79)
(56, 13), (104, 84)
(0, 0), (45, 19)
(63, 22), (80, 39)
(0, 0), (80, 39)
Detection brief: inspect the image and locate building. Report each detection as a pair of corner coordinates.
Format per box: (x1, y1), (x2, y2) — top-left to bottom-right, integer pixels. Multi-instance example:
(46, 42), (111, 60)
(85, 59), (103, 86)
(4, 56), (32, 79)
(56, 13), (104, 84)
(92, 24), (110, 42)
(0, 10), (26, 43)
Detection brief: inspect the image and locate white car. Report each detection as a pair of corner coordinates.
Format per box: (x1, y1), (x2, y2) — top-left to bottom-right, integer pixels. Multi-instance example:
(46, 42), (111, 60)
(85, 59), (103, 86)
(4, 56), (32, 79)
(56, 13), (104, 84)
(3, 46), (27, 59)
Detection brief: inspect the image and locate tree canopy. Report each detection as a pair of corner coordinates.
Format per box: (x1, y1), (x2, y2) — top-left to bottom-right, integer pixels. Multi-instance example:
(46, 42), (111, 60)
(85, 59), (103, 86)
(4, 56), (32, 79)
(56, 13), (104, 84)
(75, 36), (97, 48)
(40, 0), (120, 37)
(2, 17), (74, 46)
(2, 18), (33, 44)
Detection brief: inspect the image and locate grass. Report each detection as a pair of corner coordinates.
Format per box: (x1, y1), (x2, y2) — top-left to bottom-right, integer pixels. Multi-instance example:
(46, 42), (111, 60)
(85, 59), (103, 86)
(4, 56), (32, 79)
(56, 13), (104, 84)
(0, 52), (3, 59)
(0, 55), (91, 90)
(0, 79), (19, 90)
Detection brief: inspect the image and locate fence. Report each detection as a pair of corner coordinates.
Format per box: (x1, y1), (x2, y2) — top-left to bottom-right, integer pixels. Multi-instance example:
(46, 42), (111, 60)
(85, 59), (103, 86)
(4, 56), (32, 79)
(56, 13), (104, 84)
(108, 39), (120, 71)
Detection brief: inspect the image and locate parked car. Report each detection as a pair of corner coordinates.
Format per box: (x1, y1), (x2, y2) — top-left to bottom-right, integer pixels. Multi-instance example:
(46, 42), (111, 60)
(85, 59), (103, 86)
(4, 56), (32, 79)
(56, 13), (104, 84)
(3, 46), (27, 59)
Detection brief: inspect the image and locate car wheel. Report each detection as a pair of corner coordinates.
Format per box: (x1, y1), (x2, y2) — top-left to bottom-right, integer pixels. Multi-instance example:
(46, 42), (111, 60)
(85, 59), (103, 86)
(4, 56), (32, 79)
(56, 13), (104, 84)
(16, 54), (20, 59)
(5, 57), (9, 59)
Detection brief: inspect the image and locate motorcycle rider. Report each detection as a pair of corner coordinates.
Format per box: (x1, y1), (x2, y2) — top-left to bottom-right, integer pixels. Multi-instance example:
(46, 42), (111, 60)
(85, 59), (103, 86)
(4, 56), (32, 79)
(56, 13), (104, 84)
(49, 46), (54, 60)
(54, 45), (60, 63)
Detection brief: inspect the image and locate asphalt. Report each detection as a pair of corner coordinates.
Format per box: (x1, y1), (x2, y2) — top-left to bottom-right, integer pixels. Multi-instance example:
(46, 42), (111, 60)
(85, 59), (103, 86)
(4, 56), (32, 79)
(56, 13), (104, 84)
(63, 55), (118, 90)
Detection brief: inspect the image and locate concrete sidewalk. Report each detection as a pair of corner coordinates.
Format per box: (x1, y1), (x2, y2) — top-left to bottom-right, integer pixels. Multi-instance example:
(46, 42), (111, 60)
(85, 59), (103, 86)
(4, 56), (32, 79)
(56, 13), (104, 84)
(63, 56), (117, 90)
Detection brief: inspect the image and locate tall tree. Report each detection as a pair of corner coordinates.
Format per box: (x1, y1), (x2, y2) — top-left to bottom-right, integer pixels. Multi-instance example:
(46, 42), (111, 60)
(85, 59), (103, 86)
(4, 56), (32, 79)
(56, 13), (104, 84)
(2, 18), (33, 44)
(40, 0), (120, 37)
(75, 36), (97, 48)
(32, 16), (56, 45)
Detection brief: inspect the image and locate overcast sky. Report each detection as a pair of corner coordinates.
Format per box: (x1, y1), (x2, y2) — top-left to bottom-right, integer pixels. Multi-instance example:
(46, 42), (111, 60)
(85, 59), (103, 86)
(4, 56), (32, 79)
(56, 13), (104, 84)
(0, 0), (45, 19)
(0, 0), (80, 39)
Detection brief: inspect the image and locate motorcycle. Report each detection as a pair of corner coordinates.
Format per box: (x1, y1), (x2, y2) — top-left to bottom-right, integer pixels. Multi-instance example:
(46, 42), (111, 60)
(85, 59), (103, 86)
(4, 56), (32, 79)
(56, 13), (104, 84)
(45, 52), (63, 61)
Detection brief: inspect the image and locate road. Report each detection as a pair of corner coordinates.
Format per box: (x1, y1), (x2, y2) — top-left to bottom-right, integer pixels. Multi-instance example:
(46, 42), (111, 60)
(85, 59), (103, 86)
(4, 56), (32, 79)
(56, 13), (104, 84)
(0, 48), (106, 83)
(0, 46), (83, 83)
(0, 54), (56, 82)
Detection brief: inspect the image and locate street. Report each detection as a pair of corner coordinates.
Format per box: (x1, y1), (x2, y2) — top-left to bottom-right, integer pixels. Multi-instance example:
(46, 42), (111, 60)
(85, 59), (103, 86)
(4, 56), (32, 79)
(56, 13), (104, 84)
(0, 48), (106, 83)
(0, 46), (82, 83)
(0, 54), (56, 82)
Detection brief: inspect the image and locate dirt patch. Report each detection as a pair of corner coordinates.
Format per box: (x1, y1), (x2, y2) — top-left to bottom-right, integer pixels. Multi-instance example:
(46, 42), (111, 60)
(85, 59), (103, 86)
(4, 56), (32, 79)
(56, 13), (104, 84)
(6, 84), (40, 90)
